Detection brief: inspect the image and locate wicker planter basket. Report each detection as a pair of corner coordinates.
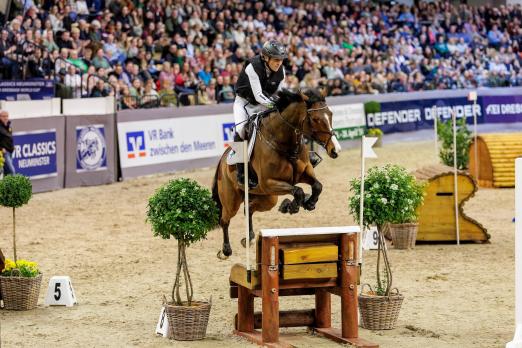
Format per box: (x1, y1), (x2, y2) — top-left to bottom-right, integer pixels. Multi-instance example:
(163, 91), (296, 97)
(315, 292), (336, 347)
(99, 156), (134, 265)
(358, 286), (404, 330)
(0, 273), (42, 310)
(165, 300), (211, 340)
(389, 223), (418, 249)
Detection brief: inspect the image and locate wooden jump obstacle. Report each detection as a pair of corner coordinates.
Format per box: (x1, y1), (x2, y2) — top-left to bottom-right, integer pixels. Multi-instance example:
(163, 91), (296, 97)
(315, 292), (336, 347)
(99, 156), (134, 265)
(413, 165), (489, 242)
(469, 133), (522, 188)
(229, 226), (377, 348)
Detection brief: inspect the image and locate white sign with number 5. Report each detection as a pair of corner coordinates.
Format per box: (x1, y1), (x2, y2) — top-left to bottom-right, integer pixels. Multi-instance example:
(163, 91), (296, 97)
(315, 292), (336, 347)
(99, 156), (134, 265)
(44, 276), (77, 307)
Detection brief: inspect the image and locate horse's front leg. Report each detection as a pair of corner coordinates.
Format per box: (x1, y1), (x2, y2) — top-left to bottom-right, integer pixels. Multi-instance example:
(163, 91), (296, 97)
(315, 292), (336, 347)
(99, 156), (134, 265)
(266, 179), (305, 214)
(300, 164), (322, 211)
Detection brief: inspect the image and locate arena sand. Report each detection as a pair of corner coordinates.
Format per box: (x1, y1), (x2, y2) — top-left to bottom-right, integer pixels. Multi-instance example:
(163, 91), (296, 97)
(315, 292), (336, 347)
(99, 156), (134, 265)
(0, 140), (515, 348)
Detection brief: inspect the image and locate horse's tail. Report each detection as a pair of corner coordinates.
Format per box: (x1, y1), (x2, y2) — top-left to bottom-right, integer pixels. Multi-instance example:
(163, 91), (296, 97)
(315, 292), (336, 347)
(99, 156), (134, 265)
(212, 158), (223, 222)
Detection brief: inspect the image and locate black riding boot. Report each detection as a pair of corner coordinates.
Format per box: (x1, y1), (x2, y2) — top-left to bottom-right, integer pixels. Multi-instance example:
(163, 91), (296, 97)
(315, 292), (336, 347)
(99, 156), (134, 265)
(234, 134), (257, 189)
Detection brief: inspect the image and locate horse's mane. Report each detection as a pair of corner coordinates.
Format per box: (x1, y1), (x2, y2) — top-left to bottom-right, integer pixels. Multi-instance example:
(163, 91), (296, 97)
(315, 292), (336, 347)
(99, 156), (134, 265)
(273, 88), (325, 113)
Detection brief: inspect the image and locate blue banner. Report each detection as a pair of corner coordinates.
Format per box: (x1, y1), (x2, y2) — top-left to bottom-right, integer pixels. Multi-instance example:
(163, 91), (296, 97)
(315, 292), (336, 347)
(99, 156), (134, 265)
(482, 95), (522, 123)
(0, 79), (54, 101)
(12, 130), (58, 178)
(365, 97), (483, 133)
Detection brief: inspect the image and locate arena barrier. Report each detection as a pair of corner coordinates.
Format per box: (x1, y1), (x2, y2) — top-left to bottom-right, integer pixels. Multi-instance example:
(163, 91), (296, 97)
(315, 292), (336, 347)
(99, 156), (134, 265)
(63, 98), (117, 188)
(3, 99), (64, 193)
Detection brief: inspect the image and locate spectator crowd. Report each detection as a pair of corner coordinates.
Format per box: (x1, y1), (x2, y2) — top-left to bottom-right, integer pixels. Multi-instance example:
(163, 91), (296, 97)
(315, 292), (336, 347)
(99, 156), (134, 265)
(1, 0), (522, 108)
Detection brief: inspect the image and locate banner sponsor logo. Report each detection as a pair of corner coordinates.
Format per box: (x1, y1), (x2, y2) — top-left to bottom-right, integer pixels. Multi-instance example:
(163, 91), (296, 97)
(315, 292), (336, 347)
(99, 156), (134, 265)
(482, 95), (522, 123)
(126, 131), (147, 159)
(12, 129), (57, 179)
(365, 98), (483, 133)
(330, 104), (366, 140)
(118, 114), (233, 169)
(222, 122), (235, 146)
(0, 79), (54, 101)
(76, 125), (107, 172)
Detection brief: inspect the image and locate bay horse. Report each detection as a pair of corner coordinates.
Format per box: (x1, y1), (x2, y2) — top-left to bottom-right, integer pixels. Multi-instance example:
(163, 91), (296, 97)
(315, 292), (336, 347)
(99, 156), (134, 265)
(211, 88), (341, 259)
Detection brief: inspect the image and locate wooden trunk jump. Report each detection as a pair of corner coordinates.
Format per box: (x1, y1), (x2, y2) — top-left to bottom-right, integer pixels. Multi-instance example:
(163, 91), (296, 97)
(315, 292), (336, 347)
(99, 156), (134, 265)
(229, 226), (378, 348)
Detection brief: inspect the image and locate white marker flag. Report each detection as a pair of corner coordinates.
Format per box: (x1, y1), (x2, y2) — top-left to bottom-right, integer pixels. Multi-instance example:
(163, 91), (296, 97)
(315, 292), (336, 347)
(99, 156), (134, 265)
(226, 141), (245, 165)
(363, 136), (378, 159)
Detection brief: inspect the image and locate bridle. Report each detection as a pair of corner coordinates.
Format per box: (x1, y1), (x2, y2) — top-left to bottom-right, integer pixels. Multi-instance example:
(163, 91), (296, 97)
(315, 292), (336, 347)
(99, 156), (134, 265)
(257, 101), (335, 160)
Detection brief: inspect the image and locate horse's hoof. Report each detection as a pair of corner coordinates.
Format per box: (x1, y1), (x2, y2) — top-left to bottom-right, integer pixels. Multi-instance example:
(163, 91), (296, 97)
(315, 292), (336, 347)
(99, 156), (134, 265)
(289, 203), (300, 214)
(303, 198), (316, 211)
(279, 198), (291, 214)
(217, 250), (229, 260)
(241, 238), (254, 248)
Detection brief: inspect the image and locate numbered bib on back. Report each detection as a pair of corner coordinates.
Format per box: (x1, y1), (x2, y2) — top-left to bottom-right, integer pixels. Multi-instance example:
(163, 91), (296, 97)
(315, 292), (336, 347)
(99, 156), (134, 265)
(44, 276), (77, 307)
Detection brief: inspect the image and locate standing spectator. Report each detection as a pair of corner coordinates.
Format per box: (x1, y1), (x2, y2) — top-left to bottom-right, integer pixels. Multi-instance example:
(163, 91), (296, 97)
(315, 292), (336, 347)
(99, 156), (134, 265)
(0, 111), (15, 176)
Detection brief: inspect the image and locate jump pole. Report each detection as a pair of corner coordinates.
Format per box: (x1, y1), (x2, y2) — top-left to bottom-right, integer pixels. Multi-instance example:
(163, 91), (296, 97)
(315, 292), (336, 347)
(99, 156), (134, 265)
(507, 158), (522, 348)
(468, 91), (479, 180)
(243, 140), (251, 282)
(451, 109), (460, 246)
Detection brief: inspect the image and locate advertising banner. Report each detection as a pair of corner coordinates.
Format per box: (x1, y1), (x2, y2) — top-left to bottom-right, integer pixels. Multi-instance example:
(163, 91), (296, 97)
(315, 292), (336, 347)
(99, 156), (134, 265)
(0, 79), (55, 101)
(331, 103), (366, 140)
(481, 95), (522, 123)
(64, 114), (116, 188)
(12, 129), (57, 179)
(364, 97), (483, 133)
(118, 114), (232, 169)
(10, 116), (65, 193)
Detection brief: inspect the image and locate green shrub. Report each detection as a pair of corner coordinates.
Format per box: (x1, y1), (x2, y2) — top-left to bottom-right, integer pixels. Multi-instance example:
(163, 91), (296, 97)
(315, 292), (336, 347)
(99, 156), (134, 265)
(348, 165), (425, 229)
(0, 174), (32, 208)
(437, 116), (472, 170)
(0, 174), (32, 262)
(147, 178), (219, 305)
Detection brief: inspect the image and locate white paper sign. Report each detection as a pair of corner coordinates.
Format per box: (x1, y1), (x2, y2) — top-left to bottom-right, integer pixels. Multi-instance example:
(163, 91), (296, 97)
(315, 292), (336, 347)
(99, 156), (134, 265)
(362, 227), (379, 250)
(155, 306), (170, 337)
(44, 276), (77, 307)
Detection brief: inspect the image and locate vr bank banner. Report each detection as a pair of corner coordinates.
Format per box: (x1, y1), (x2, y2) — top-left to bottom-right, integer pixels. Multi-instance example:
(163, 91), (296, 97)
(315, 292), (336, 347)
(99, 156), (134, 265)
(118, 115), (232, 168)
(364, 97), (483, 133)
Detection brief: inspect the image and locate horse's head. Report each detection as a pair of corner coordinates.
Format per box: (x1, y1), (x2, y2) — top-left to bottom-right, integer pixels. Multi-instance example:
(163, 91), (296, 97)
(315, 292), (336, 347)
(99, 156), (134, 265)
(300, 88), (342, 159)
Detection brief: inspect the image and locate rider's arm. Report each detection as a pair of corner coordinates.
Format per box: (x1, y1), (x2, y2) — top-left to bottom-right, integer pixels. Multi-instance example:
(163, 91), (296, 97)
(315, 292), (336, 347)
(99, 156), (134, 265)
(276, 67), (286, 91)
(245, 64), (274, 107)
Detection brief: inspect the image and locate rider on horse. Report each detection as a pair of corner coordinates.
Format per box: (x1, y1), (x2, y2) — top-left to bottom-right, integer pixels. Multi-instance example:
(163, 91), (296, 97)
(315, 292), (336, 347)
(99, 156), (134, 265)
(233, 39), (287, 188)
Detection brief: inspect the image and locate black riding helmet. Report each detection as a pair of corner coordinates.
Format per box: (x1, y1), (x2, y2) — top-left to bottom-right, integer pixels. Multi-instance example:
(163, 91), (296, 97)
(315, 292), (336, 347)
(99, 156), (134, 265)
(261, 40), (287, 60)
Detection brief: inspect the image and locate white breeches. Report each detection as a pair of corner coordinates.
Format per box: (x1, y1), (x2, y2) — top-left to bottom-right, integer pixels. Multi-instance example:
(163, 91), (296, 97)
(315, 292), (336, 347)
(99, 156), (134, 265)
(233, 96), (267, 139)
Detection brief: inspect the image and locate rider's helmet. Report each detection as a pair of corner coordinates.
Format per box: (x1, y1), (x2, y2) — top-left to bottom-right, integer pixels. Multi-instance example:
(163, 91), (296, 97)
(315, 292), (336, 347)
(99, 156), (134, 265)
(261, 40), (287, 60)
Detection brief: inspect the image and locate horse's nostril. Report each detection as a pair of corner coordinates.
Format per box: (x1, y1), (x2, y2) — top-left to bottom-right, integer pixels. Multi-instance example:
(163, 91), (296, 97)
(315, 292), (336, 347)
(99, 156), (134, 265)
(331, 151), (338, 159)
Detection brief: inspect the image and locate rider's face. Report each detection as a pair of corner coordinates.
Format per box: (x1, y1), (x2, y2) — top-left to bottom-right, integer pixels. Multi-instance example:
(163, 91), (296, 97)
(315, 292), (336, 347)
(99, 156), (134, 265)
(267, 58), (283, 72)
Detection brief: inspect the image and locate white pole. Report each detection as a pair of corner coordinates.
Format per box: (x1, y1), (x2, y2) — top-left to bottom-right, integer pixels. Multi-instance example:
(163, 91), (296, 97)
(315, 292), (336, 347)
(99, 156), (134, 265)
(359, 136), (366, 265)
(433, 105), (438, 158)
(473, 98), (479, 181)
(452, 110), (460, 246)
(243, 140), (250, 278)
(507, 158), (522, 348)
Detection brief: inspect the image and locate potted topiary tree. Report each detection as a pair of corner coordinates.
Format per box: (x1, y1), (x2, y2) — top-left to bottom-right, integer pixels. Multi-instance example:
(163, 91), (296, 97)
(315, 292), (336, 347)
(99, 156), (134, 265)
(349, 164), (424, 329)
(0, 174), (42, 310)
(147, 178), (219, 341)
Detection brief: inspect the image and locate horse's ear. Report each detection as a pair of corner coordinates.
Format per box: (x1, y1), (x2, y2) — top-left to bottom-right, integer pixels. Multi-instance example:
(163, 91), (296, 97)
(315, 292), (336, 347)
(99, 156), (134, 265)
(299, 89), (309, 102)
(320, 87), (327, 99)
